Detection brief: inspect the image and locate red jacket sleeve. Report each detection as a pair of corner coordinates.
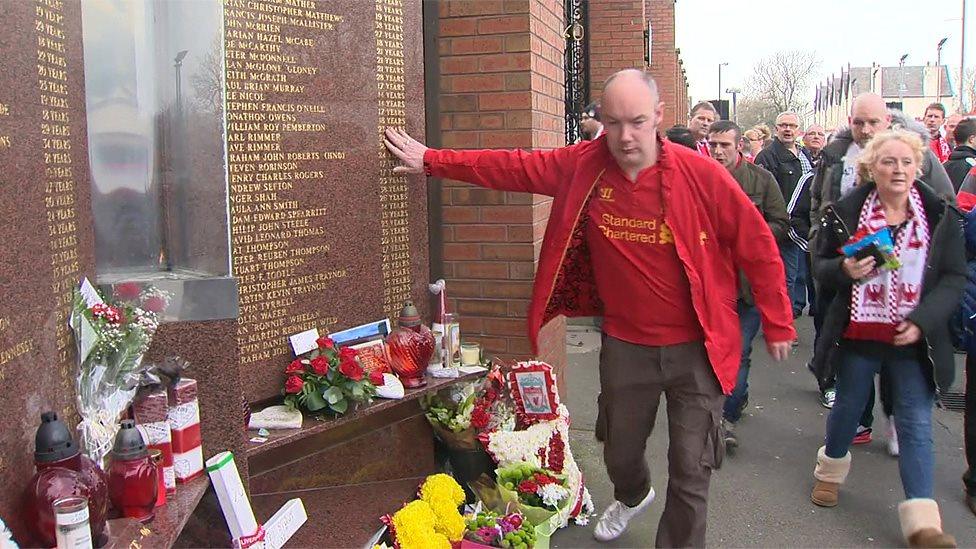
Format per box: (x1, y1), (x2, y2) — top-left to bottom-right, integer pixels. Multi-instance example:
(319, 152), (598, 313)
(713, 166), (796, 343)
(423, 143), (584, 197)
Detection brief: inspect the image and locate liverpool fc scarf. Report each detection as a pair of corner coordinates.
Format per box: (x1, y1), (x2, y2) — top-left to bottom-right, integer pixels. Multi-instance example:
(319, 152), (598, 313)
(843, 186), (929, 343)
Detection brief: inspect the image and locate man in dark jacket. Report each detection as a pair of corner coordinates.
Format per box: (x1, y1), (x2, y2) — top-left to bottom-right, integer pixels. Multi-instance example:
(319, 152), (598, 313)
(945, 117), (976, 192)
(810, 95), (955, 227)
(755, 111), (814, 322)
(708, 120), (789, 449)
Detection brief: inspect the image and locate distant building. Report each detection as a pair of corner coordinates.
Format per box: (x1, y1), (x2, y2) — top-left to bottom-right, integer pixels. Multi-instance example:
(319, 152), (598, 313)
(812, 65), (957, 131)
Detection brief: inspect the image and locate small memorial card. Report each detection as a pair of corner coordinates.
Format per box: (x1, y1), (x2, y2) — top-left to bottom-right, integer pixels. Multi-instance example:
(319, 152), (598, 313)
(376, 374), (405, 400)
(78, 315), (98, 363)
(79, 277), (104, 308)
(289, 328), (320, 356)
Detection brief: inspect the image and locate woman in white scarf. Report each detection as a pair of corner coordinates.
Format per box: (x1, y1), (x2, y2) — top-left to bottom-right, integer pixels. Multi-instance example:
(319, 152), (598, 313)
(808, 130), (966, 548)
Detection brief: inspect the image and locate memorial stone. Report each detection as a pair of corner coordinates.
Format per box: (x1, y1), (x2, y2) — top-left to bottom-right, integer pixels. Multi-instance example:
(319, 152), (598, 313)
(0, 0), (95, 536)
(222, 0), (429, 403)
(0, 0), (431, 541)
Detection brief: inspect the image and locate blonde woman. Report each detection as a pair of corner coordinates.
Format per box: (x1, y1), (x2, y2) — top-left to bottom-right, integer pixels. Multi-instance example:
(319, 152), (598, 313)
(753, 123), (773, 148)
(809, 130), (964, 547)
(743, 128), (763, 160)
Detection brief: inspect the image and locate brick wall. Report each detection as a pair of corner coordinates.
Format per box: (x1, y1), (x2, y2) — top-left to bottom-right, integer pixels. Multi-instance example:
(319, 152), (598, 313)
(646, 0), (680, 126)
(588, 0), (647, 99)
(587, 0), (689, 127)
(436, 0), (567, 383)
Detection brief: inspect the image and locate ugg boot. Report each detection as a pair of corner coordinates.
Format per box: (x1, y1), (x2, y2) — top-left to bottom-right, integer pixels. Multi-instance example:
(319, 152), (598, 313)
(898, 498), (956, 548)
(811, 446), (850, 507)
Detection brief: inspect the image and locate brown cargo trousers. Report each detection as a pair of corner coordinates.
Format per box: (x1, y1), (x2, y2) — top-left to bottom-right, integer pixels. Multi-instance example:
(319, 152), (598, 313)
(595, 335), (725, 548)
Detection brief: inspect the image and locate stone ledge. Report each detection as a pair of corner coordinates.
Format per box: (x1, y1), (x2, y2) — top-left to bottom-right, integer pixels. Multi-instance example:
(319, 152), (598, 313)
(246, 371), (485, 475)
(102, 475), (210, 549)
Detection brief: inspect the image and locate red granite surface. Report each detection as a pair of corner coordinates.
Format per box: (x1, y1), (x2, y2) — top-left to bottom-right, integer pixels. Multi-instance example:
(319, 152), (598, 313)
(0, 0), (96, 541)
(252, 476), (425, 548)
(224, 0), (430, 405)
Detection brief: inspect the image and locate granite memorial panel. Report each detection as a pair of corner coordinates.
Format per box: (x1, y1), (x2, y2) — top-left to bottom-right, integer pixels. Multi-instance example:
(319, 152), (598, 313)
(222, 0), (429, 403)
(0, 0), (433, 541)
(0, 0), (95, 536)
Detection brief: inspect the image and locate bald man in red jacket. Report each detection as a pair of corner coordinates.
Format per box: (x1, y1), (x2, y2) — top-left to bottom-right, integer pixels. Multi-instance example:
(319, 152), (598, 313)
(385, 69), (794, 547)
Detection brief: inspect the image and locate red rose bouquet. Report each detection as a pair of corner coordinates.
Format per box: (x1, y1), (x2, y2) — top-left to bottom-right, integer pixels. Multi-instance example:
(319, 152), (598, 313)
(282, 336), (384, 416)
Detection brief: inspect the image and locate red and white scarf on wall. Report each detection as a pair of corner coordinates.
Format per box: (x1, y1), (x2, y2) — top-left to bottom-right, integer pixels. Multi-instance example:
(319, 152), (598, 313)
(843, 186), (930, 343)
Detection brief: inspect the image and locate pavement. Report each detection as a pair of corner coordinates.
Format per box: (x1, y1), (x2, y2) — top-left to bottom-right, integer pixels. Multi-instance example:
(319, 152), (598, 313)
(551, 317), (976, 548)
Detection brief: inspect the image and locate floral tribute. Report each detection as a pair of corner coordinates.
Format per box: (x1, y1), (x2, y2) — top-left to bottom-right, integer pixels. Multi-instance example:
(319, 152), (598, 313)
(281, 335), (384, 416)
(463, 509), (537, 549)
(69, 281), (172, 465)
(479, 362), (595, 527)
(381, 474), (466, 549)
(421, 367), (514, 450)
(498, 463), (570, 512)
(418, 361), (595, 529)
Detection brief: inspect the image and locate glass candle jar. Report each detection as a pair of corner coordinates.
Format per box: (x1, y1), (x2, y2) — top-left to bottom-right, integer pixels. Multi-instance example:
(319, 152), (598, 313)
(460, 342), (482, 366)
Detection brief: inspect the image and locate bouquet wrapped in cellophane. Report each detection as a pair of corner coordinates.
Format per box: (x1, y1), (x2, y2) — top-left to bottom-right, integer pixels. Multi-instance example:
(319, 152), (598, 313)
(69, 280), (170, 466)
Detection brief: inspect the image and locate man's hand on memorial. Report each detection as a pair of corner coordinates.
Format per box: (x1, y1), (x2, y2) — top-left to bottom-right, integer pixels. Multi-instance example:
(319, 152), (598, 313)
(384, 127), (428, 175)
(766, 341), (791, 362)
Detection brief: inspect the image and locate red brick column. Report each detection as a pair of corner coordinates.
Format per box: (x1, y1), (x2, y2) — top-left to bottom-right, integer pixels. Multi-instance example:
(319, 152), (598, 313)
(436, 0), (566, 384)
(646, 0), (680, 126)
(588, 0), (647, 99)
(586, 1), (685, 127)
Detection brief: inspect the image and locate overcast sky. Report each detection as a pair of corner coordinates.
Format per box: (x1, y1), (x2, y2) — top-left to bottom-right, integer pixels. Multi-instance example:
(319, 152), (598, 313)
(675, 0), (974, 105)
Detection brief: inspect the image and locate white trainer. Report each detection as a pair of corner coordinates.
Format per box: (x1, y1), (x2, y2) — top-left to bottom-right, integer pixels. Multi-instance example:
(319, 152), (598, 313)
(886, 416), (899, 457)
(593, 487), (656, 542)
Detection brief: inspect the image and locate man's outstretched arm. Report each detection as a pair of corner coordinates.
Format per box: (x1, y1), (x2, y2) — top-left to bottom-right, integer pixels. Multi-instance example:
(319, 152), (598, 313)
(384, 127), (580, 197)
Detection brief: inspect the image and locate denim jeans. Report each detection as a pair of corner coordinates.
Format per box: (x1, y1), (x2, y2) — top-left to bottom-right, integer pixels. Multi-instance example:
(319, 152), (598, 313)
(825, 343), (935, 499)
(723, 301), (762, 422)
(780, 241), (801, 316)
(795, 252), (816, 315)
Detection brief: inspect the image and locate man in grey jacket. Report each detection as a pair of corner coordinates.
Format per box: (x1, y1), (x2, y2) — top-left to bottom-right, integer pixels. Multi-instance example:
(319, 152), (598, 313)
(808, 92), (955, 451)
(810, 94), (954, 226)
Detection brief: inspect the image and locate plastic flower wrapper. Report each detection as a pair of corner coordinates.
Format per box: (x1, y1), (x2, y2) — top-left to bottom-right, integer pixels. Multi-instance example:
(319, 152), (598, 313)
(495, 462), (570, 527)
(69, 280), (171, 466)
(463, 508), (538, 549)
(0, 517), (17, 549)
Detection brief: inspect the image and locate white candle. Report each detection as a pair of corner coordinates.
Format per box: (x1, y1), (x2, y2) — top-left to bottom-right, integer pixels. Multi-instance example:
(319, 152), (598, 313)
(461, 342), (481, 366)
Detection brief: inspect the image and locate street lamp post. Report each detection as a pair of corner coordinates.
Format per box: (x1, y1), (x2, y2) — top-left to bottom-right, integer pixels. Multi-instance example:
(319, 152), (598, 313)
(898, 53), (909, 110)
(725, 88), (740, 124)
(174, 50), (188, 108)
(718, 62), (728, 117)
(962, 0), (969, 112)
(937, 37), (948, 101)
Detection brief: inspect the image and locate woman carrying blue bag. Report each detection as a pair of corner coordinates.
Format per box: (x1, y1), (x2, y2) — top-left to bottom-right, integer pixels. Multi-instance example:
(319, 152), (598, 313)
(809, 130), (965, 548)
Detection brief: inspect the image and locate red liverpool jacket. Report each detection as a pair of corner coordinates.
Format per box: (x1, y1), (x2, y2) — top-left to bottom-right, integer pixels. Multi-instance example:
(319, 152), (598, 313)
(423, 136), (795, 393)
